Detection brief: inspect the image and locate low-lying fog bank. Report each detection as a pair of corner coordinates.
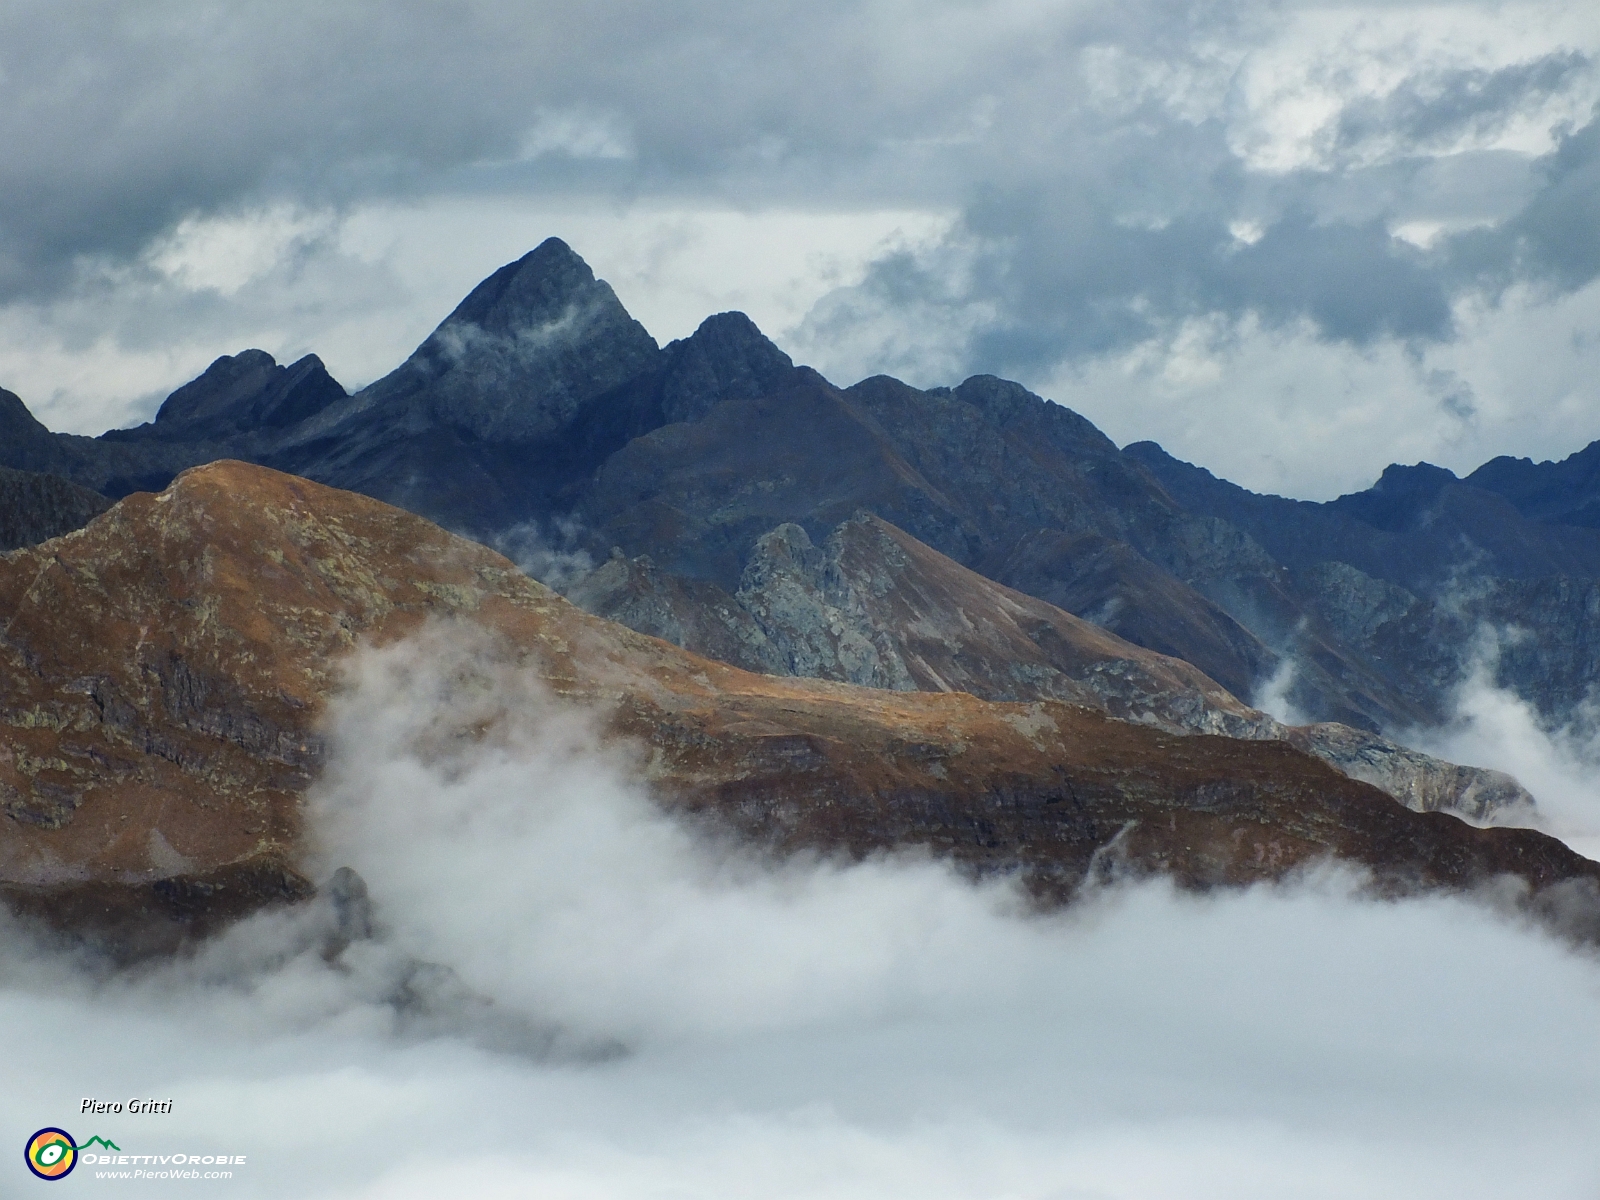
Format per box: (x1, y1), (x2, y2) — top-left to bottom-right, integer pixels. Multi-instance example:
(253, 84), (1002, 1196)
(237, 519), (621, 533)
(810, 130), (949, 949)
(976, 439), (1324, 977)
(5, 632), (1599, 1198)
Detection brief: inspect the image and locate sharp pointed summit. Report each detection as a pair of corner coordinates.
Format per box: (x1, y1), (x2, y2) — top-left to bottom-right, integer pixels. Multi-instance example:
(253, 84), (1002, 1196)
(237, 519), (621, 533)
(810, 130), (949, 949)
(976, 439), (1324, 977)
(358, 237), (661, 444)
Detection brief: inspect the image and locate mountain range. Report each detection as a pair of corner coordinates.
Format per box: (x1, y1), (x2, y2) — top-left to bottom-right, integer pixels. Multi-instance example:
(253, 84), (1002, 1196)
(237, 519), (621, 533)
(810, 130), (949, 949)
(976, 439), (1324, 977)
(5, 237), (1600, 950)
(2, 461), (1591, 956)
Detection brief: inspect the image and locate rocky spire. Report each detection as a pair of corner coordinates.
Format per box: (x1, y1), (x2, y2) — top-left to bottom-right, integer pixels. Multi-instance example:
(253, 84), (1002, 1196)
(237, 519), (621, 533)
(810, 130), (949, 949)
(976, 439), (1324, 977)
(361, 237), (662, 443)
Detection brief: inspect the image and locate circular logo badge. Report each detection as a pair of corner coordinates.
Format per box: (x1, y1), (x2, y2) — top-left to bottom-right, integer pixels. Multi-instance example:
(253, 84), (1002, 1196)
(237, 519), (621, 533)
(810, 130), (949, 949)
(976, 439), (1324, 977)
(24, 1129), (77, 1181)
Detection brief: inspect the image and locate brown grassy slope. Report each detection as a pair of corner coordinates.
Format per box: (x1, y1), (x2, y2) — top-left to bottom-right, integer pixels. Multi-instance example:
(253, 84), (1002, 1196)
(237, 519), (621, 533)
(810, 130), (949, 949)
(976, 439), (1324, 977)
(0, 461), (1593, 950)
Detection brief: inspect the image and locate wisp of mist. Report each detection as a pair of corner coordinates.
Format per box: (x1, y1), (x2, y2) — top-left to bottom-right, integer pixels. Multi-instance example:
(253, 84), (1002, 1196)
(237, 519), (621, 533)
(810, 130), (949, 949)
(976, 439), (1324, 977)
(1403, 634), (1600, 860)
(4, 625), (1600, 1198)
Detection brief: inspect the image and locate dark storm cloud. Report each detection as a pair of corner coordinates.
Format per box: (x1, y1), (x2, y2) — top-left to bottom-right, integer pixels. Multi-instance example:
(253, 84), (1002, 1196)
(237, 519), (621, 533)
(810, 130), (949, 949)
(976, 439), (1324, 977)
(0, 1), (534, 296)
(2, 0), (1597, 389)
(956, 198), (1455, 371)
(0, 0), (1081, 300)
(801, 162), (1461, 382)
(799, 36), (1600, 382)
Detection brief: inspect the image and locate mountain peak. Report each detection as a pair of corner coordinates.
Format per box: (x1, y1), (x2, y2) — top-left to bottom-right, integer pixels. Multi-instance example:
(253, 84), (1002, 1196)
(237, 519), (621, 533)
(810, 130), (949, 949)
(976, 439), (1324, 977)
(1327, 461), (1460, 532)
(952, 374), (1119, 457)
(364, 239), (662, 443)
(1371, 461), (1458, 495)
(1464, 438), (1600, 530)
(155, 349), (278, 424)
(151, 350), (345, 437)
(437, 237), (599, 339)
(661, 311), (798, 423)
(0, 386), (53, 447)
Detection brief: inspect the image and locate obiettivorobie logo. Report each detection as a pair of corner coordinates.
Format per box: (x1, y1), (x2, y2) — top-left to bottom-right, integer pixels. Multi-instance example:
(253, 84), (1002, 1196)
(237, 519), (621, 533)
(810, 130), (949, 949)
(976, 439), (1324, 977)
(24, 1129), (119, 1181)
(24, 1128), (247, 1182)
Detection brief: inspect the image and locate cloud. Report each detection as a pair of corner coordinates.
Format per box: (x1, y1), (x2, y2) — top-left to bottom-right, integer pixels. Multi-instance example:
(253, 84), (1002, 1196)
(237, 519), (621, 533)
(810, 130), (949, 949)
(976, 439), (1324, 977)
(491, 517), (596, 591)
(3, 0), (1599, 493)
(1405, 631), (1600, 860)
(1252, 657), (1311, 726)
(973, 275), (1600, 501)
(1453, 111), (1600, 292)
(0, 0), (1081, 303)
(6, 624), (1600, 1196)
(1331, 51), (1593, 163)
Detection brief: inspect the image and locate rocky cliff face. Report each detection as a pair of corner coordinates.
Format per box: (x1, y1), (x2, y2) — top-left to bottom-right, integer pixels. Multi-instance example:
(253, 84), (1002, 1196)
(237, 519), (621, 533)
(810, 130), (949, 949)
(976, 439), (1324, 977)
(3, 463), (1587, 955)
(284, 239), (660, 453)
(1130, 444), (1600, 723)
(571, 513), (1268, 730)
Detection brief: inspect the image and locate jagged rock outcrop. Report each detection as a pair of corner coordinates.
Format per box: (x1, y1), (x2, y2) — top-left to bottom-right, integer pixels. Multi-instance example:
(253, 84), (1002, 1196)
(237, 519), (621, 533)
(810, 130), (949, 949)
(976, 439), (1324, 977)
(565, 548), (782, 675)
(569, 510), (1532, 818)
(732, 516), (1279, 739)
(0, 356), (348, 499)
(2, 462), (1589, 954)
(569, 512), (1277, 737)
(1285, 724), (1531, 821)
(1126, 441), (1600, 724)
(0, 466), (110, 551)
(115, 350), (346, 442)
(1256, 556), (1600, 727)
(278, 237), (659, 461)
(659, 311), (798, 425)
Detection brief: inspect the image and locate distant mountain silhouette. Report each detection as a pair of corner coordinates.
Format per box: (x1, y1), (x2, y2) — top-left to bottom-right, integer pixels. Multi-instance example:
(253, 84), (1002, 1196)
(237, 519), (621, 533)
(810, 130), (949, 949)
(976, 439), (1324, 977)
(1466, 441), (1600, 529)
(7, 238), (1600, 732)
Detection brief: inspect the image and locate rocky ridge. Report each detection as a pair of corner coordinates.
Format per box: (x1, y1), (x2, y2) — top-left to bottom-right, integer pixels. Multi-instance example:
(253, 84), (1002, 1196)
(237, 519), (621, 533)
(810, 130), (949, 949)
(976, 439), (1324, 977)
(0, 243), (1432, 730)
(4, 238), (1600, 785)
(570, 509), (1530, 820)
(1, 462), (1589, 954)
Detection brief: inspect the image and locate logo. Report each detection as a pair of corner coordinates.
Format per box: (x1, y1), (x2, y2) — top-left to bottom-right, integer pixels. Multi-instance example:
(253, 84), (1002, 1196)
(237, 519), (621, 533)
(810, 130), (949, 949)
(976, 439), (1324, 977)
(21, 1127), (245, 1181)
(24, 1129), (77, 1181)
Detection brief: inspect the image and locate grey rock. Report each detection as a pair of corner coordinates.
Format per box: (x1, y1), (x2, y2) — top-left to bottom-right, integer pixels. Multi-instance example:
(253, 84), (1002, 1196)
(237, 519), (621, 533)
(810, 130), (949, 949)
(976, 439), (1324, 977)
(564, 549), (785, 675)
(134, 350), (345, 439)
(660, 312), (797, 425)
(0, 466), (110, 551)
(568, 511), (1534, 819)
(325, 865), (374, 954)
(1287, 723), (1534, 821)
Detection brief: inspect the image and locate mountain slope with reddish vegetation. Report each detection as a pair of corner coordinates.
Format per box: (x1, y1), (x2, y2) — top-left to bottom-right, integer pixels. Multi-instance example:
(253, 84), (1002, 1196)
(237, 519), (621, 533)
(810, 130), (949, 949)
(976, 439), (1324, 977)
(1, 461), (1594, 954)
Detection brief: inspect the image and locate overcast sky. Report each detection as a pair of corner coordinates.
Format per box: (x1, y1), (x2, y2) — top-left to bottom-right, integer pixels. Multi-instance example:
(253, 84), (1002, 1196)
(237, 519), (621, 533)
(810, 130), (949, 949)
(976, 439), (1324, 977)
(3, 0), (1598, 498)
